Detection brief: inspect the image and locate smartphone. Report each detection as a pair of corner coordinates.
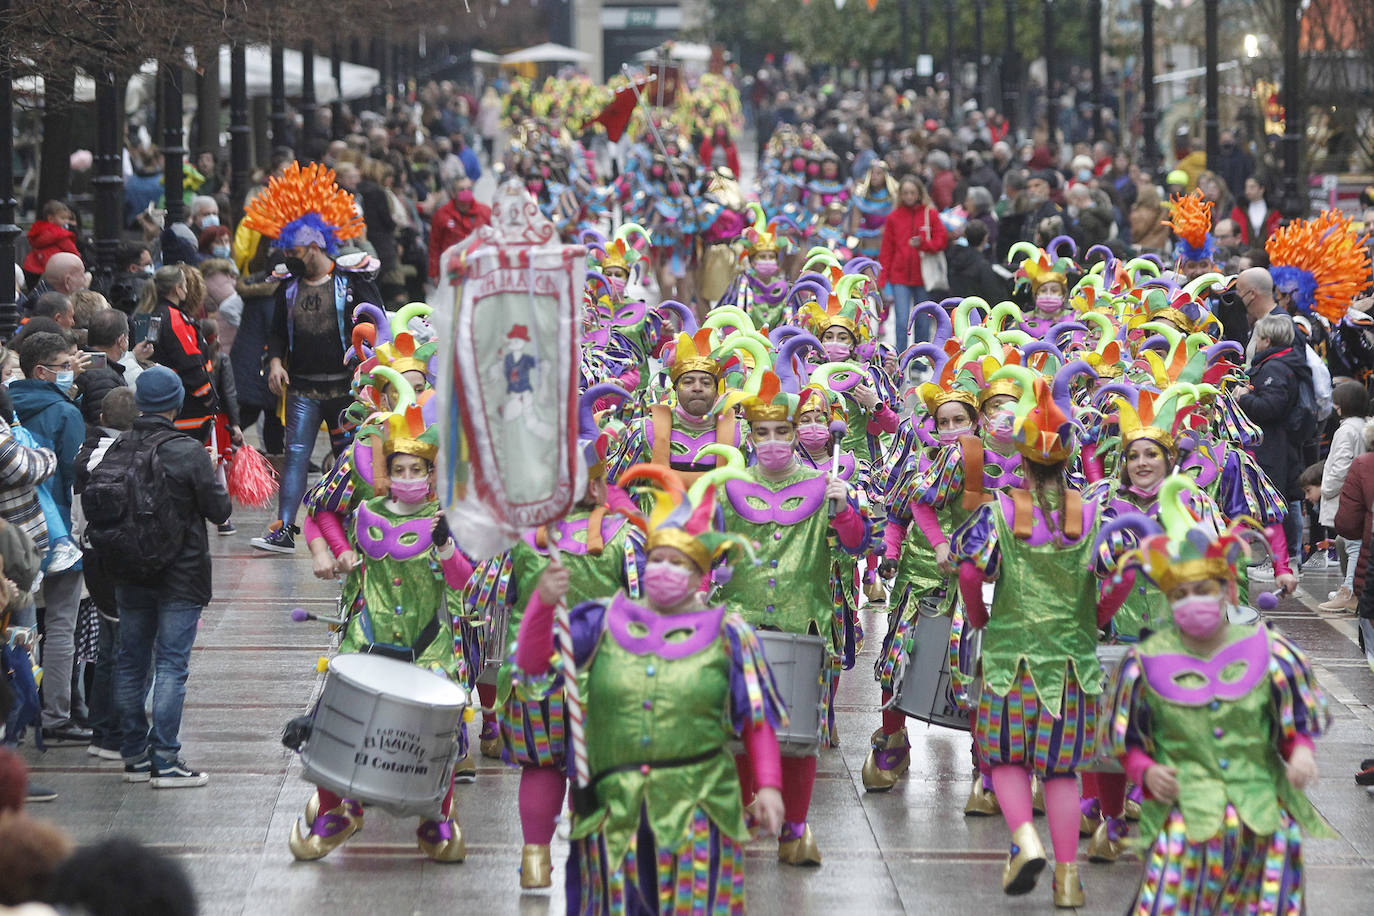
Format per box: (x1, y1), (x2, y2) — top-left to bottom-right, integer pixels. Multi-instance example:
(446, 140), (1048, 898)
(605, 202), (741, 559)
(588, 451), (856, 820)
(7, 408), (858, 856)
(145, 315), (162, 343)
(84, 351), (107, 370)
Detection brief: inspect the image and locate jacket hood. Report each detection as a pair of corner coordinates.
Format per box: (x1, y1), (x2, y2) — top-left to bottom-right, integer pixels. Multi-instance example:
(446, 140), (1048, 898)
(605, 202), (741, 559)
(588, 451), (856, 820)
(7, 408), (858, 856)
(26, 220), (75, 248)
(8, 378), (73, 410)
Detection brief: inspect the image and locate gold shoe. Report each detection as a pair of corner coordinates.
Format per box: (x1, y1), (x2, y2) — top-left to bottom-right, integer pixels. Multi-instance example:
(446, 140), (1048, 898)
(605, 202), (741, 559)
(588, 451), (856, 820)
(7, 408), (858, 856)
(777, 823), (822, 866)
(1001, 822), (1047, 895)
(288, 796), (363, 861)
(520, 843), (553, 889)
(1031, 777), (1046, 816)
(1079, 803), (1102, 837)
(417, 816), (466, 862)
(963, 777), (1000, 817)
(454, 754), (477, 784)
(1052, 861), (1085, 908)
(1086, 819), (1126, 863)
(480, 736), (503, 760)
(864, 580), (887, 604)
(860, 728), (910, 792)
(1123, 798), (1142, 821)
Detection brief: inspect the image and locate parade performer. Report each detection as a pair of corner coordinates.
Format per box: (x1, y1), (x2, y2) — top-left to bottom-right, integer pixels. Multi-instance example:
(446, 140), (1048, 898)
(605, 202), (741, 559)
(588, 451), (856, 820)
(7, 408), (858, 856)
(851, 160), (898, 260)
(612, 330), (745, 485)
(241, 161), (381, 554)
(1265, 208), (1372, 326)
(289, 408), (471, 863)
(869, 358), (1025, 800)
(513, 466), (787, 914)
(1162, 190), (1219, 282)
(949, 374), (1120, 907)
(465, 386), (646, 889)
(1103, 475), (1332, 914)
(1008, 241), (1078, 340)
(721, 203), (793, 330)
(716, 374), (872, 865)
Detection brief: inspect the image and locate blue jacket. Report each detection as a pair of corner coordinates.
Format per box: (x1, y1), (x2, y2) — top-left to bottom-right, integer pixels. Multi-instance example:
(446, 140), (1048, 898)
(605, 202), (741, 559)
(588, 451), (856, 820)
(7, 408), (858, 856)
(9, 379), (85, 526)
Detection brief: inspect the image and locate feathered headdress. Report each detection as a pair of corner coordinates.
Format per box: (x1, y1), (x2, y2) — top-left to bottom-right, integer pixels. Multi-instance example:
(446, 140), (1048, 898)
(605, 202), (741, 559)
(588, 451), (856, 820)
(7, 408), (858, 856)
(1162, 190), (1217, 264)
(1266, 210), (1372, 322)
(614, 460), (753, 572)
(241, 161), (365, 254)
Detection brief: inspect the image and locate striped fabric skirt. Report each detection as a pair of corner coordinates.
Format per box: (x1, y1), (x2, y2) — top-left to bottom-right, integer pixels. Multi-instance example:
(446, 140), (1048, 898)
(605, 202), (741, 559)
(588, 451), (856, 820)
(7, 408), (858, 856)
(974, 664), (1096, 778)
(500, 690), (566, 769)
(567, 807), (746, 916)
(1131, 803), (1305, 916)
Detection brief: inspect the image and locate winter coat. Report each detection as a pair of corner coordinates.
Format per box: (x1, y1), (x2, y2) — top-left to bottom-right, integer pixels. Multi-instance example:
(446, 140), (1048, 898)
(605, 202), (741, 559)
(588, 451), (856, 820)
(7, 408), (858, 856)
(8, 378), (85, 529)
(1333, 439), (1374, 597)
(878, 203), (948, 289)
(22, 221), (80, 276)
(1235, 343), (1312, 500)
(148, 300), (220, 435)
(428, 198), (492, 280)
(945, 244), (1012, 304)
(1320, 416), (1367, 527)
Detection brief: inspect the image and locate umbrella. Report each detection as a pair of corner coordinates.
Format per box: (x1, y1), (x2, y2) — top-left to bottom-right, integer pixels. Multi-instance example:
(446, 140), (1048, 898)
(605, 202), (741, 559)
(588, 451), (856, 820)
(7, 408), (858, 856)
(500, 43), (592, 65)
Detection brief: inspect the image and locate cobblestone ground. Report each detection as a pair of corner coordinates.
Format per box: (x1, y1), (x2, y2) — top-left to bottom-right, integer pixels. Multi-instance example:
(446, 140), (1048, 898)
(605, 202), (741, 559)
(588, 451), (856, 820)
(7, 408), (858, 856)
(16, 496), (1374, 915)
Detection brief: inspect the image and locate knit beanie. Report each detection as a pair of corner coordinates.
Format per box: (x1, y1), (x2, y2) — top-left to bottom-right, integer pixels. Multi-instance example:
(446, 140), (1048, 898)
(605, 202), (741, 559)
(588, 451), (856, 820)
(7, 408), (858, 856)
(135, 365), (185, 414)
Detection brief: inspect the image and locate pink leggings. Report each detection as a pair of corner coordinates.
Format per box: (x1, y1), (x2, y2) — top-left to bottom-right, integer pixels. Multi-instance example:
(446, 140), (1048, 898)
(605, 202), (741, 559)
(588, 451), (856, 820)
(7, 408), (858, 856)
(1080, 771), (1126, 818)
(736, 753), (817, 824)
(989, 765), (1080, 863)
(518, 765), (567, 845)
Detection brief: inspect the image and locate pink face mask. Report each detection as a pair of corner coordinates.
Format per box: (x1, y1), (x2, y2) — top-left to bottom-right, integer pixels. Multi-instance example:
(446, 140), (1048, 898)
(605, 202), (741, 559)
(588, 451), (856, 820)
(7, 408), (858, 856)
(608, 276), (627, 298)
(390, 477), (431, 504)
(755, 261), (779, 278)
(1127, 478), (1163, 500)
(1171, 595), (1223, 639)
(823, 341), (851, 362)
(984, 409), (1015, 442)
(455, 189), (474, 204)
(754, 438), (795, 472)
(797, 423), (831, 451)
(643, 561), (696, 608)
(938, 425), (973, 445)
(1035, 293), (1064, 314)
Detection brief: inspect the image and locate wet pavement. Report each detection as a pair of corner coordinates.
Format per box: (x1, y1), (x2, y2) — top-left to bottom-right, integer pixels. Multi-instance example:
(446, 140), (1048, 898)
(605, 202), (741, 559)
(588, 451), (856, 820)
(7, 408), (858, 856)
(16, 499), (1374, 914)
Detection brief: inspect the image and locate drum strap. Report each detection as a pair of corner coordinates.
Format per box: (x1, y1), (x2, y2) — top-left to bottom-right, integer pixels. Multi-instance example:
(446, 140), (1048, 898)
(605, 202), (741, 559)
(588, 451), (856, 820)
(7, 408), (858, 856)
(958, 435), (992, 511)
(1010, 488), (1082, 540)
(590, 748), (721, 788)
(535, 510), (606, 555)
(361, 614), (441, 664)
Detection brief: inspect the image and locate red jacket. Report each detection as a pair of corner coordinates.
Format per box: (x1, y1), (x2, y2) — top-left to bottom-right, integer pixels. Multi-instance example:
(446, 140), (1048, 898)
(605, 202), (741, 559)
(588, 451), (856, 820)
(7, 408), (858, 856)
(1229, 205), (1281, 246)
(428, 199), (492, 280)
(877, 203), (948, 288)
(697, 138), (741, 177)
(1333, 451), (1374, 596)
(23, 220), (79, 275)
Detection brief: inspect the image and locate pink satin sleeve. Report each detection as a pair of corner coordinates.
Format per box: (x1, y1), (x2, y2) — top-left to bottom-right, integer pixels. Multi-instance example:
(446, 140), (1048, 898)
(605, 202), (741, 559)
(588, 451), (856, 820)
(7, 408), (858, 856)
(911, 502), (947, 548)
(742, 719), (782, 791)
(515, 592), (558, 675)
(306, 511), (350, 557)
(1265, 524), (1293, 576)
(1280, 733), (1315, 761)
(958, 562), (989, 628)
(867, 402), (899, 435)
(831, 506), (865, 549)
(884, 520), (907, 560)
(439, 549), (474, 590)
(1123, 746), (1158, 791)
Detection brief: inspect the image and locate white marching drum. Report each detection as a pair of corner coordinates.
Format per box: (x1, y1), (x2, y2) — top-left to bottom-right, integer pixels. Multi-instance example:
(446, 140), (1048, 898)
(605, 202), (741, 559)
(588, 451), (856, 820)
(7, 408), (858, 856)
(301, 654), (469, 817)
(892, 606), (971, 731)
(1084, 643), (1130, 773)
(753, 630), (827, 756)
(477, 603), (512, 687)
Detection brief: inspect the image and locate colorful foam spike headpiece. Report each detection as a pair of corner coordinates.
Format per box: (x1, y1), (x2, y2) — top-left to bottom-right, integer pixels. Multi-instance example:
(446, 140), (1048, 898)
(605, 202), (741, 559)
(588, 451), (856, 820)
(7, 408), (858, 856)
(241, 161), (366, 254)
(366, 331), (436, 379)
(614, 462), (753, 572)
(741, 202), (792, 257)
(1119, 475), (1256, 594)
(579, 383), (630, 481)
(669, 328), (722, 382)
(594, 223), (652, 274)
(1162, 190), (1217, 264)
(1266, 210), (1372, 323)
(1112, 382), (1201, 462)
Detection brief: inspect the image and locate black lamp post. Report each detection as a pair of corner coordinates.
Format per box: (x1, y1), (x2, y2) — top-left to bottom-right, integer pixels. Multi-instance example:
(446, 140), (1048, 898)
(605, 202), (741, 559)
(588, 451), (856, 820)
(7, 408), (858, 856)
(301, 40), (317, 161)
(0, 0), (21, 337)
(1141, 0), (1160, 175)
(898, 0), (911, 83)
(1279, 0), (1304, 219)
(162, 61), (187, 226)
(1089, 0), (1104, 141)
(332, 40), (345, 140)
(229, 42), (250, 222)
(945, 0), (957, 116)
(1043, 0), (1056, 140)
(1002, 0), (1019, 131)
(270, 42), (288, 151)
(974, 0), (985, 110)
(1204, 0), (1220, 168)
(91, 2), (121, 291)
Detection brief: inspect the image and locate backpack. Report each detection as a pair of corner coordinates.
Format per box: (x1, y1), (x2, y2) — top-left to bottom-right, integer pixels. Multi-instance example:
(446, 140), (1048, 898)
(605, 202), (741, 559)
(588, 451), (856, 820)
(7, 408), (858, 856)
(80, 428), (185, 585)
(1304, 343), (1334, 421)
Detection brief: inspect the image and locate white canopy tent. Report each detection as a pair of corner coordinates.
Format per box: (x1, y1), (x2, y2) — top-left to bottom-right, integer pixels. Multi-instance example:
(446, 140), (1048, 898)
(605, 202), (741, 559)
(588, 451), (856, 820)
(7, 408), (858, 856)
(634, 43), (713, 64)
(500, 43), (592, 65)
(214, 45), (380, 102)
(470, 50), (502, 65)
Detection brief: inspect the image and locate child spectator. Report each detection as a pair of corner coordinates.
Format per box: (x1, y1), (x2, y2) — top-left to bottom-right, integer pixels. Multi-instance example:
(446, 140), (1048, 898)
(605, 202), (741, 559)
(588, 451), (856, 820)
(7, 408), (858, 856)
(21, 202), (80, 285)
(1318, 381), (1369, 611)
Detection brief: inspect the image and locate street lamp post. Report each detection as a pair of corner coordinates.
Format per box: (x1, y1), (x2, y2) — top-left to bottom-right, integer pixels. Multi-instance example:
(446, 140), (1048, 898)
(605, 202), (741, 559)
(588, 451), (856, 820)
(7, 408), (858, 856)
(0, 0), (20, 338)
(945, 0), (957, 116)
(1204, 0), (1220, 168)
(1089, 0), (1103, 141)
(302, 40), (317, 161)
(1044, 0), (1056, 140)
(919, 0), (930, 88)
(1141, 0), (1160, 175)
(331, 40), (345, 141)
(270, 42), (288, 150)
(162, 61), (187, 226)
(974, 0), (985, 110)
(1002, 0), (1018, 132)
(1279, 0), (1304, 219)
(898, 0), (911, 82)
(91, 2), (121, 290)
(230, 42), (250, 223)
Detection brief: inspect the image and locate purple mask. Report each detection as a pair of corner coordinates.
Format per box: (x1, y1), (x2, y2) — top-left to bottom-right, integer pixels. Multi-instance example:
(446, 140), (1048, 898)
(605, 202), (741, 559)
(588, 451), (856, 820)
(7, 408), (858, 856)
(754, 439), (795, 472)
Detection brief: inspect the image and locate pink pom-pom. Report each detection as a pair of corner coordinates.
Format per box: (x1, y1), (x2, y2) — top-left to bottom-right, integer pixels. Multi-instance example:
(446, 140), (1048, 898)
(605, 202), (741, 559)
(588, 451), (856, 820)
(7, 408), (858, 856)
(227, 446), (279, 508)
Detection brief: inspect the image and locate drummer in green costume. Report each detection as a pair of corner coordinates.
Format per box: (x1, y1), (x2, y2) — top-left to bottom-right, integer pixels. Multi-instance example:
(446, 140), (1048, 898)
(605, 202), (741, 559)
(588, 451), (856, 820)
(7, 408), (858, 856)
(1102, 475), (1328, 915)
(714, 373), (871, 867)
(512, 466), (787, 916)
(290, 407), (472, 864)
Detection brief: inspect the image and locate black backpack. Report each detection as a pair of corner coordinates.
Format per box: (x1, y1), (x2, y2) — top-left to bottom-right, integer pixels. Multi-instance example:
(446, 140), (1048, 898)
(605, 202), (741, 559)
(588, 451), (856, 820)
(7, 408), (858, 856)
(80, 429), (185, 585)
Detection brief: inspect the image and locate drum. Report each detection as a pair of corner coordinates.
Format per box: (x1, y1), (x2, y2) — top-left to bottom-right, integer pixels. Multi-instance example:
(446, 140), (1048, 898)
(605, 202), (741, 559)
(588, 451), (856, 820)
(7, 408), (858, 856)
(301, 654), (469, 817)
(893, 607), (971, 731)
(477, 604), (512, 687)
(753, 630), (827, 756)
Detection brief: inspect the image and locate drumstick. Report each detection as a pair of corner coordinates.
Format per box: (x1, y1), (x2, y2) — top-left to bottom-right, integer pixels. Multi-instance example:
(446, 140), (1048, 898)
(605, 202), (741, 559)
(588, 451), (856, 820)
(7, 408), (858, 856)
(544, 541), (592, 792)
(827, 420), (845, 517)
(291, 607), (348, 627)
